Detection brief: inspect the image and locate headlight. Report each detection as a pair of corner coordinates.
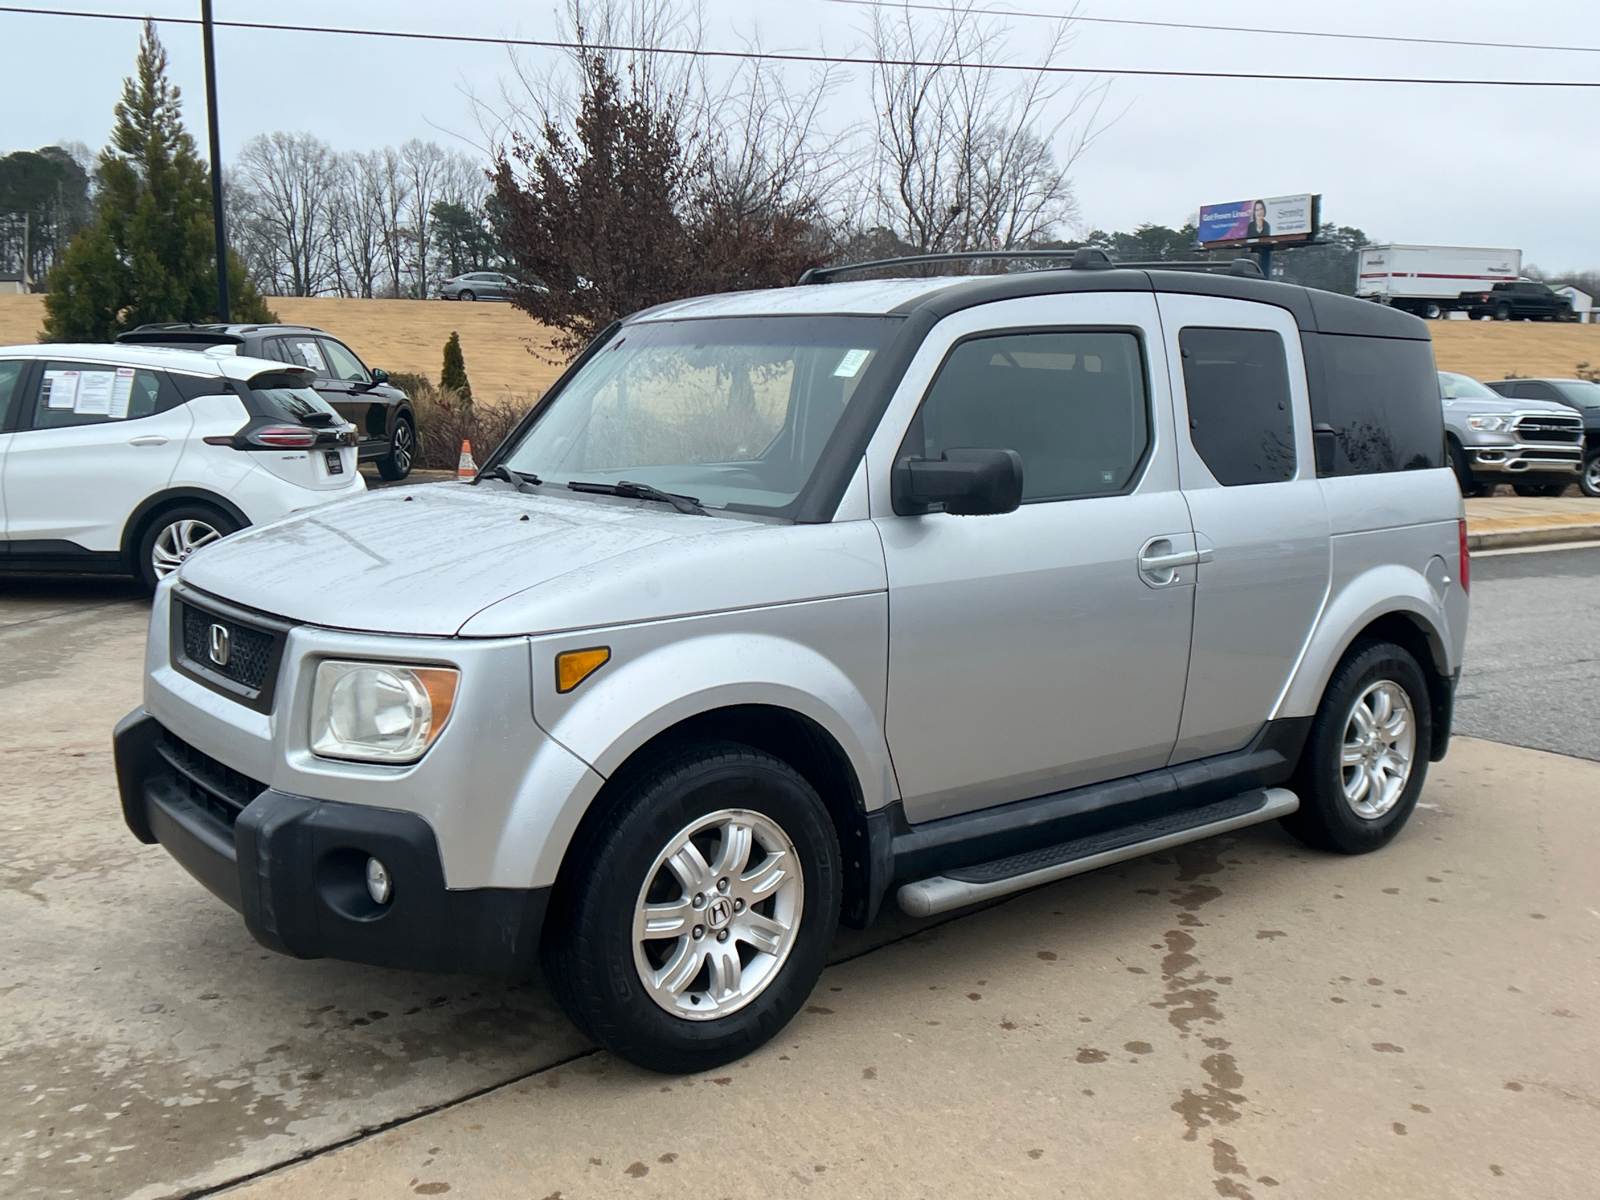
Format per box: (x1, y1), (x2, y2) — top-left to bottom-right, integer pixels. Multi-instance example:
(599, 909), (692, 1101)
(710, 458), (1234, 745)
(309, 660), (459, 763)
(1468, 414), (1514, 431)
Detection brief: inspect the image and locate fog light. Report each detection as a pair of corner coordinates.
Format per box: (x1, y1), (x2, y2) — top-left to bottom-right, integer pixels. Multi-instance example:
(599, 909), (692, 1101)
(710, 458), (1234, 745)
(365, 857), (393, 905)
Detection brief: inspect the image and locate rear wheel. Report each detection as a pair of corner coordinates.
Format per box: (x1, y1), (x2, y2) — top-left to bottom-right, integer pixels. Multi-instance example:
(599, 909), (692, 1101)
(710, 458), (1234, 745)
(1581, 454), (1600, 498)
(1422, 302), (1443, 320)
(458, 289), (476, 302)
(1282, 640), (1432, 855)
(376, 414), (415, 481)
(543, 741), (841, 1073)
(136, 504), (240, 592)
(1494, 303), (1513, 321)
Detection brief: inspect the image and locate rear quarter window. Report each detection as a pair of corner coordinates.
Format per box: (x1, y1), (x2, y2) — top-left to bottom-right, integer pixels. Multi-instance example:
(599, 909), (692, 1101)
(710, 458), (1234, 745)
(1305, 333), (1443, 475)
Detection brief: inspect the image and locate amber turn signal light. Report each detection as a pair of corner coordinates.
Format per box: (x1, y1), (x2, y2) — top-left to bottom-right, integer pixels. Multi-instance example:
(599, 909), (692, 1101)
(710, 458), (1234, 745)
(556, 647), (611, 693)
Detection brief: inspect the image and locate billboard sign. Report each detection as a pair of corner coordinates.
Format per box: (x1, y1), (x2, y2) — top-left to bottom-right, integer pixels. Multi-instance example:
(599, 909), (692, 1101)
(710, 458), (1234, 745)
(1198, 193), (1319, 247)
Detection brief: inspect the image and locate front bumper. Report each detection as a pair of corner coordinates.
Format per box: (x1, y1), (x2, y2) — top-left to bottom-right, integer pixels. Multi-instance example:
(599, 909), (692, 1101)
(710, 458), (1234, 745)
(1468, 444), (1582, 476)
(115, 709), (549, 976)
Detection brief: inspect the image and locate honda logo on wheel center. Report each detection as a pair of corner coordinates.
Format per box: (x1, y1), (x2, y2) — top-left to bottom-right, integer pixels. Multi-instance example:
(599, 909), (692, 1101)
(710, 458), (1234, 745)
(705, 897), (732, 930)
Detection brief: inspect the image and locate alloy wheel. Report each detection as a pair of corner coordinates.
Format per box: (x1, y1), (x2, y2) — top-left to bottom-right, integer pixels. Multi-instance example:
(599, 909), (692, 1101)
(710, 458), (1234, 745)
(632, 808), (803, 1021)
(150, 518), (223, 578)
(391, 421), (413, 474)
(1339, 680), (1416, 820)
(1584, 456), (1600, 497)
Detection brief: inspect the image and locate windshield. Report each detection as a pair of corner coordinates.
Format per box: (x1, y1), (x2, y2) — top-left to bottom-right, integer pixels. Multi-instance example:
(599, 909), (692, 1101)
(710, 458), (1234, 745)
(1552, 381), (1600, 407)
(502, 316), (901, 513)
(1438, 371), (1499, 400)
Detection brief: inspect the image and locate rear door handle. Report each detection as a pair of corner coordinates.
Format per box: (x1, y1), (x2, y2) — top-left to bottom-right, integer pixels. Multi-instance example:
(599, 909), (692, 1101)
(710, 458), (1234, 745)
(128, 436), (168, 447)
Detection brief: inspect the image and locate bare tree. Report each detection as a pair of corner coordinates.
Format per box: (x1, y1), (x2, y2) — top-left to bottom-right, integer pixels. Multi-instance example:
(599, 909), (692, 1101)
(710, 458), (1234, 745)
(863, 2), (1105, 256)
(330, 151), (389, 297)
(231, 131), (341, 295)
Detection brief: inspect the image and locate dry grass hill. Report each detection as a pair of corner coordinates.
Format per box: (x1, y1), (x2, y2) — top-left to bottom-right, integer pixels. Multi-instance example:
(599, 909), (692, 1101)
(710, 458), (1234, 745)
(7, 292), (1600, 388)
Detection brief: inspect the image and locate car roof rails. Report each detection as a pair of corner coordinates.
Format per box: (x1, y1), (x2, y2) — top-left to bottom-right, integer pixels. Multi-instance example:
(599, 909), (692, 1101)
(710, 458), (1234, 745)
(796, 247), (1265, 284)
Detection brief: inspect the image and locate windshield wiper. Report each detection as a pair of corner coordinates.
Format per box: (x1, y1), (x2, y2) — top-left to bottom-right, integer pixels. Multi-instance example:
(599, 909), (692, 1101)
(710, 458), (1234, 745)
(567, 479), (708, 516)
(478, 464), (542, 492)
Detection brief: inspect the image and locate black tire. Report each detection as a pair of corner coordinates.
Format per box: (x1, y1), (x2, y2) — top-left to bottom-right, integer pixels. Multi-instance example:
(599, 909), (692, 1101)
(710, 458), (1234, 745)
(1580, 454), (1600, 499)
(135, 503), (241, 592)
(1422, 302), (1442, 320)
(1494, 303), (1513, 321)
(1447, 440), (1488, 497)
(1282, 640), (1432, 855)
(458, 289), (476, 302)
(1513, 482), (1567, 498)
(542, 740), (842, 1074)
(376, 413), (415, 481)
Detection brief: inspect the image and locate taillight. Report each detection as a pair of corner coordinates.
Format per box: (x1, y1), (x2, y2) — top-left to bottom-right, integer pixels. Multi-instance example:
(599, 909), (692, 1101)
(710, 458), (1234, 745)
(1458, 517), (1470, 593)
(249, 425), (319, 448)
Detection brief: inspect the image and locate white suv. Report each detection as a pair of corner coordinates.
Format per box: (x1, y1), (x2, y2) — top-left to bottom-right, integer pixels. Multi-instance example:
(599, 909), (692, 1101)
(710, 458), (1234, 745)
(0, 344), (365, 589)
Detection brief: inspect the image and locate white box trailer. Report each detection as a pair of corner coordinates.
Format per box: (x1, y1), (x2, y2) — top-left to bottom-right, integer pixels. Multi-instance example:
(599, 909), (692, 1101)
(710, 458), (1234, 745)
(1355, 245), (1521, 317)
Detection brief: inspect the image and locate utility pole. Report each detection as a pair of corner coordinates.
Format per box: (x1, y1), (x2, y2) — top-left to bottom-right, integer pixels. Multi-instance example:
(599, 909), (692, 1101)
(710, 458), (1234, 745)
(200, 0), (230, 322)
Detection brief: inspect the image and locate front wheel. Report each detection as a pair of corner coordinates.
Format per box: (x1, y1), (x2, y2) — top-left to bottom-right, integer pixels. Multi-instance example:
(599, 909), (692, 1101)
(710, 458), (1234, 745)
(1581, 454), (1600, 498)
(1448, 440), (1488, 497)
(136, 504), (241, 592)
(542, 741), (841, 1073)
(376, 414), (415, 481)
(1513, 481), (1568, 498)
(1282, 640), (1433, 855)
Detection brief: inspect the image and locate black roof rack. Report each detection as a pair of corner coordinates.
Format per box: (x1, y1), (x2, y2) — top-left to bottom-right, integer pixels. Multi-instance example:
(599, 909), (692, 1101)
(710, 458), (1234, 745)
(797, 247), (1263, 284)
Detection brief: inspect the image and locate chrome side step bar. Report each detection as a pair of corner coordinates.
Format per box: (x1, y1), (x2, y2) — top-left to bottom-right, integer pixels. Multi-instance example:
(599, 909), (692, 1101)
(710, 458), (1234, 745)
(896, 787), (1300, 918)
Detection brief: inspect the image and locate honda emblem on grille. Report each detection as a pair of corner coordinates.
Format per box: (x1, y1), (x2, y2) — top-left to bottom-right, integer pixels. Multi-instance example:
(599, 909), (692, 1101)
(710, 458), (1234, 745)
(208, 623), (231, 667)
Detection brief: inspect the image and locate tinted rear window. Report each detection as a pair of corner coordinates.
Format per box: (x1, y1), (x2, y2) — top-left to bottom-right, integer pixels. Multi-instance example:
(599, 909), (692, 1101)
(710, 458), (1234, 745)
(1178, 327), (1296, 486)
(1306, 333), (1443, 475)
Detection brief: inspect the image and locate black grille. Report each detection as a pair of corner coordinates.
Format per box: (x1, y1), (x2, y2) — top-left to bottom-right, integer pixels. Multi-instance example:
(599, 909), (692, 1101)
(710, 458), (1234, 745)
(155, 726), (265, 828)
(182, 603), (275, 690)
(1516, 417), (1584, 444)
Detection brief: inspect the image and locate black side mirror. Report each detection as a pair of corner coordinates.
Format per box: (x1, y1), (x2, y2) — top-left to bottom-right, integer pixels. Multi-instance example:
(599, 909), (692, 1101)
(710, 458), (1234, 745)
(893, 447), (1024, 516)
(371, 368), (389, 385)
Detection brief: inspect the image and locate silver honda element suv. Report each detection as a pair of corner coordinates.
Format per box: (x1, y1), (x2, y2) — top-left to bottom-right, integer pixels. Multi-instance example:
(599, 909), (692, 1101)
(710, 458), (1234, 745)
(117, 250), (1469, 1073)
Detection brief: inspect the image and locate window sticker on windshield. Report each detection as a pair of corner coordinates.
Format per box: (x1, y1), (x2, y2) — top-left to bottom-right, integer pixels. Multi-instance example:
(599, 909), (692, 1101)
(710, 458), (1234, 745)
(833, 348), (871, 378)
(295, 340), (327, 372)
(73, 370), (116, 416)
(42, 369), (80, 409)
(109, 367), (136, 419)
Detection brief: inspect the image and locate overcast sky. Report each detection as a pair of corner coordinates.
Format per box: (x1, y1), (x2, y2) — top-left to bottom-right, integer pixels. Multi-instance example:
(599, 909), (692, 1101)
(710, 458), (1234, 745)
(6, 0), (1598, 270)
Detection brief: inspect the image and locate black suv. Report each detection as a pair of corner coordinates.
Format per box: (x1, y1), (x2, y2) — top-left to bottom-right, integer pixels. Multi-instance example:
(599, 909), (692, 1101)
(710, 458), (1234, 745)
(118, 324), (416, 480)
(1460, 281), (1574, 322)
(1486, 377), (1600, 496)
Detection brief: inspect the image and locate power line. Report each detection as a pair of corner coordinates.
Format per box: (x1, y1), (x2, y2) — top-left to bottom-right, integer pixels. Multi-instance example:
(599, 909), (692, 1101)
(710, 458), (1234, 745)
(6, 4), (1600, 87)
(801, 0), (1600, 58)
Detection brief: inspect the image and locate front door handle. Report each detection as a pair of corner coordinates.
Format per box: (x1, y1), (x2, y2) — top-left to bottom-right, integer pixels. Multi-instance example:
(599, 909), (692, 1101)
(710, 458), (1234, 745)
(128, 435), (168, 447)
(1137, 536), (1212, 587)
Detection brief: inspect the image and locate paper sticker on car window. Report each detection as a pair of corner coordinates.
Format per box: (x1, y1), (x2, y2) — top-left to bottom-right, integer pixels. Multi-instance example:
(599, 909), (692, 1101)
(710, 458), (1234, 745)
(833, 348), (871, 378)
(110, 367), (137, 419)
(43, 369), (80, 409)
(74, 370), (115, 416)
(295, 340), (328, 372)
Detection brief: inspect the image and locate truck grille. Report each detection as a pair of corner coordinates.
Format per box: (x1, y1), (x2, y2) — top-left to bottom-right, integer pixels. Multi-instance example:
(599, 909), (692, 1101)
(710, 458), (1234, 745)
(1515, 415), (1584, 444)
(154, 726), (265, 828)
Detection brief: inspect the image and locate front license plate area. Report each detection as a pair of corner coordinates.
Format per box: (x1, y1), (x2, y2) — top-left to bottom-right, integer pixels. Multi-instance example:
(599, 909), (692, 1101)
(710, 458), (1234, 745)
(324, 450), (344, 475)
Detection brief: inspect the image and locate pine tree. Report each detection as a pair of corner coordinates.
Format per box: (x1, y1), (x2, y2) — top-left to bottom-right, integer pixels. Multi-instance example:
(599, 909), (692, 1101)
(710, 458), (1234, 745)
(42, 20), (272, 341)
(440, 330), (471, 399)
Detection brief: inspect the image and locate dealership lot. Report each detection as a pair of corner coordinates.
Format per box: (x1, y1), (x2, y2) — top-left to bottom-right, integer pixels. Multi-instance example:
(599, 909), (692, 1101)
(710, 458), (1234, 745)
(1, 549), (1597, 1199)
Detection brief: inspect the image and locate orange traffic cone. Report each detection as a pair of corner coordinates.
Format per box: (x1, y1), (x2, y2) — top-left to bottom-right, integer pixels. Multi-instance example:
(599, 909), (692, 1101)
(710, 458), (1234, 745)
(457, 439), (477, 479)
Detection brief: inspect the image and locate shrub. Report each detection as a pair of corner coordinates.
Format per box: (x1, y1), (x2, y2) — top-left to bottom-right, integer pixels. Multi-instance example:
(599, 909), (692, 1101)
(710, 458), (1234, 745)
(440, 330), (472, 398)
(389, 372), (534, 470)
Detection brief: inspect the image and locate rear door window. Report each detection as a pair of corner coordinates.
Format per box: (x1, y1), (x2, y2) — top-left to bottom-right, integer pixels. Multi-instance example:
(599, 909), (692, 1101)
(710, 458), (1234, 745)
(273, 336), (331, 377)
(1306, 334), (1443, 474)
(1178, 327), (1296, 486)
(30, 362), (165, 428)
(910, 329), (1152, 502)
